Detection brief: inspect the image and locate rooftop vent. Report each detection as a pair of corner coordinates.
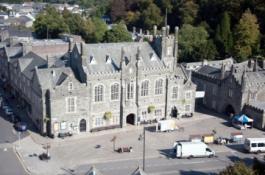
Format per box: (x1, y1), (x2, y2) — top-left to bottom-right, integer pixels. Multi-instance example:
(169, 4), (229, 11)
(89, 55), (96, 64)
(106, 55), (111, 64)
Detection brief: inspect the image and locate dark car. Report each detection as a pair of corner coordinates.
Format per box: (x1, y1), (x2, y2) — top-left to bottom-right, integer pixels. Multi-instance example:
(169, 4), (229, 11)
(14, 122), (27, 132)
(13, 115), (21, 123)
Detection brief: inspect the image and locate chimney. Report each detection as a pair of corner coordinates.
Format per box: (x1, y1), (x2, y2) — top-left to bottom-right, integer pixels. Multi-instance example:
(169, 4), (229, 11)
(146, 30), (150, 35)
(133, 26), (136, 34)
(136, 47), (141, 61)
(247, 59), (252, 69)
(153, 25), (157, 36)
(80, 42), (83, 56)
(162, 27), (166, 38)
(174, 26), (179, 41)
(46, 55), (53, 68)
(173, 26), (179, 58)
(220, 62), (226, 79)
(253, 59), (258, 72)
(139, 28), (142, 36)
(166, 25), (170, 36)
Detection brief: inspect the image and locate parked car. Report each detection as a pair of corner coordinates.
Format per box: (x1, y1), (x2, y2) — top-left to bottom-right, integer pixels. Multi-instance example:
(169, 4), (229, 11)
(14, 122), (27, 132)
(13, 115), (21, 123)
(5, 107), (13, 115)
(2, 104), (9, 110)
(58, 131), (73, 138)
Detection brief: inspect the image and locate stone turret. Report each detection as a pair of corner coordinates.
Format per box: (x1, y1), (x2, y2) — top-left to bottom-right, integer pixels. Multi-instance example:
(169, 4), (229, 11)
(241, 67), (247, 92)
(220, 62), (226, 79)
(253, 59), (258, 72)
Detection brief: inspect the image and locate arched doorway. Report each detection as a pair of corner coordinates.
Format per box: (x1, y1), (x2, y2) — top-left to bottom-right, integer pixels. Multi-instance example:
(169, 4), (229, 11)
(79, 119), (86, 132)
(171, 106), (178, 118)
(126, 114), (135, 125)
(225, 105), (235, 117)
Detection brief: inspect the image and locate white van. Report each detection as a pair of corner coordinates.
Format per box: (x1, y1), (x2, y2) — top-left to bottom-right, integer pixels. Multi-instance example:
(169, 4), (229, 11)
(173, 141), (215, 158)
(244, 138), (265, 153)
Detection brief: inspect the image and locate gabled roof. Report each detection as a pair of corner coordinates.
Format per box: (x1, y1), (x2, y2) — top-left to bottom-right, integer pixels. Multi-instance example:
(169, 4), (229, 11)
(17, 51), (46, 79)
(36, 67), (75, 90)
(81, 42), (165, 74)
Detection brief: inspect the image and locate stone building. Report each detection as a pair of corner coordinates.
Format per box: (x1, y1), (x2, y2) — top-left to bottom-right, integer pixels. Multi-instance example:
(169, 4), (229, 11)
(0, 26), (196, 136)
(192, 59), (265, 130)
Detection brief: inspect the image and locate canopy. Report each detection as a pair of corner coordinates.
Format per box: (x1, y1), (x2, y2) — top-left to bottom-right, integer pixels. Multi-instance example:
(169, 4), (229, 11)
(233, 114), (253, 123)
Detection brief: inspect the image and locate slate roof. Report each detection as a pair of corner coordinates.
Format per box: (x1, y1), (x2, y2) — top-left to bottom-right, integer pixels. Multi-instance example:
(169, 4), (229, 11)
(5, 46), (23, 58)
(0, 26), (32, 37)
(82, 42), (165, 74)
(36, 67), (73, 90)
(17, 52), (47, 79)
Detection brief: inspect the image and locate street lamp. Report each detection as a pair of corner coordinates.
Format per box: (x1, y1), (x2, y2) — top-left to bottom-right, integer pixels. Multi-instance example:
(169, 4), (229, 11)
(142, 127), (146, 171)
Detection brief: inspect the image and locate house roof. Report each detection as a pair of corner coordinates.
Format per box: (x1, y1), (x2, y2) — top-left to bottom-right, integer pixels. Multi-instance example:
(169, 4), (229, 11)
(17, 51), (47, 79)
(81, 42), (165, 74)
(36, 67), (74, 90)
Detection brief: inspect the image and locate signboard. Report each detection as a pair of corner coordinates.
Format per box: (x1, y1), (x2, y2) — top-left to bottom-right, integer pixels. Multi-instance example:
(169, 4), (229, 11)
(195, 91), (205, 98)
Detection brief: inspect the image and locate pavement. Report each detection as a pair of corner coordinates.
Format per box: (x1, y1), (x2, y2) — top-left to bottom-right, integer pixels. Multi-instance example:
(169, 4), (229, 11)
(14, 110), (265, 175)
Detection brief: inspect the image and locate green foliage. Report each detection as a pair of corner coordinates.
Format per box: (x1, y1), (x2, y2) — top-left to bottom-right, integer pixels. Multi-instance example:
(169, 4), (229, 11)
(140, 2), (163, 30)
(179, 0), (199, 25)
(84, 17), (108, 43)
(215, 12), (233, 56)
(148, 105), (155, 113)
(104, 112), (112, 120)
(234, 9), (260, 61)
(104, 23), (132, 43)
(179, 24), (210, 62)
(219, 162), (255, 175)
(33, 6), (69, 39)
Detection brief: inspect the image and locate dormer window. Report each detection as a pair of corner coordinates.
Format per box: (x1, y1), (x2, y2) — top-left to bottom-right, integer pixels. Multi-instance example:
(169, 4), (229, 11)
(68, 82), (73, 91)
(150, 53), (156, 61)
(167, 46), (172, 56)
(90, 55), (96, 64)
(106, 55), (111, 64)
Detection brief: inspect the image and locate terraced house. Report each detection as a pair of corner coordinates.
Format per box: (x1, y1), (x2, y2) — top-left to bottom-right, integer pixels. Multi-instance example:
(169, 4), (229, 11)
(0, 26), (196, 136)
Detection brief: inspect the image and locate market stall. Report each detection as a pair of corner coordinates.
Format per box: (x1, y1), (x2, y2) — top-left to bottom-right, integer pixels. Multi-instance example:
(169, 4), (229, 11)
(232, 114), (253, 129)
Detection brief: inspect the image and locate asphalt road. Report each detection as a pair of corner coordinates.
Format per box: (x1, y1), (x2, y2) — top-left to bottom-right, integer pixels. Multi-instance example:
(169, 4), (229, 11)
(0, 112), (27, 175)
(73, 151), (263, 175)
(0, 146), (27, 175)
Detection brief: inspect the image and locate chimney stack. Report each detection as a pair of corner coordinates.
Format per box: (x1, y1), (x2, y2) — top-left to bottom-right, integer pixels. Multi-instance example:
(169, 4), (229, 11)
(162, 27), (166, 38)
(153, 25), (157, 36)
(166, 25), (170, 36)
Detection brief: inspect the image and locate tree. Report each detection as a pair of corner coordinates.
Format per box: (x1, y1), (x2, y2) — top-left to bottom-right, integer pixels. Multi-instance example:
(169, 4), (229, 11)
(234, 9), (260, 61)
(104, 23), (132, 43)
(215, 11), (233, 57)
(179, 24), (209, 62)
(199, 39), (218, 61)
(179, 0), (199, 25)
(80, 17), (107, 43)
(33, 6), (69, 39)
(110, 0), (126, 22)
(140, 2), (163, 30)
(219, 162), (255, 175)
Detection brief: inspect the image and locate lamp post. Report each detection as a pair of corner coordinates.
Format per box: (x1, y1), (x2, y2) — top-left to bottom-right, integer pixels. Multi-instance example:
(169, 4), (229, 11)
(143, 127), (146, 171)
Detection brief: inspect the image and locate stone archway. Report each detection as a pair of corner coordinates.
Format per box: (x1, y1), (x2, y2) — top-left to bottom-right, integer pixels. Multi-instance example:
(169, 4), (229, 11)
(79, 119), (86, 132)
(126, 113), (135, 125)
(225, 104), (235, 117)
(171, 106), (178, 118)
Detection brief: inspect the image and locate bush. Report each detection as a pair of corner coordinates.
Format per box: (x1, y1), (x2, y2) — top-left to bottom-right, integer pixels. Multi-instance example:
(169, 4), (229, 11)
(104, 112), (112, 120)
(148, 105), (155, 113)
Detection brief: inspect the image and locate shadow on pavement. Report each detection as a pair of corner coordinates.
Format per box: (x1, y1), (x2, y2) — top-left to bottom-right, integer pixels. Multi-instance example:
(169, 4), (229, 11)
(159, 148), (175, 159)
(179, 170), (217, 175)
(225, 144), (245, 153)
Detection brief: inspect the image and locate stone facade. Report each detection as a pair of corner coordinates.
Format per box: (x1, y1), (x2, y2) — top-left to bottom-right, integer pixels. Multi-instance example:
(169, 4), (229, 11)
(0, 26), (196, 136)
(192, 59), (265, 130)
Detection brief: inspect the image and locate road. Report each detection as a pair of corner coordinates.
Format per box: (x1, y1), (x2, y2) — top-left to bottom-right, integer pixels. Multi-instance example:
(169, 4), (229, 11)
(0, 110), (27, 175)
(73, 150), (262, 175)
